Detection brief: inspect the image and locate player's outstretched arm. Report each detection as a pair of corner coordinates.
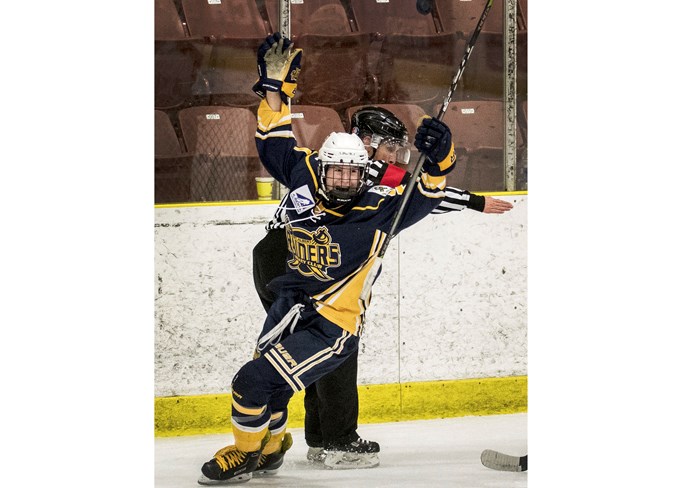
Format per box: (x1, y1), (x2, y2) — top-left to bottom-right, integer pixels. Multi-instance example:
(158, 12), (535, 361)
(482, 196), (513, 214)
(253, 33), (304, 186)
(265, 91), (282, 113)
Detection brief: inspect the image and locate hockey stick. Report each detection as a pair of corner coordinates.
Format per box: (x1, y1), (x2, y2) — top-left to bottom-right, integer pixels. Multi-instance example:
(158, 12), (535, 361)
(359, 0), (494, 301)
(480, 449), (528, 472)
(278, 0), (290, 39)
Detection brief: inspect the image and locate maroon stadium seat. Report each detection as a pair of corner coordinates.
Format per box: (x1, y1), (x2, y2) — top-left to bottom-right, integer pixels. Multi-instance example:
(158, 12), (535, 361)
(434, 99), (507, 191)
(375, 31), (457, 113)
(265, 0), (354, 37)
(350, 0), (438, 35)
(155, 109), (184, 157)
(436, 0), (527, 99)
(178, 0), (268, 108)
(181, 0), (267, 40)
(290, 105), (346, 151)
(155, 110), (192, 203)
(292, 32), (374, 112)
(155, 0), (186, 39)
(178, 106), (263, 201)
(155, 0), (204, 109)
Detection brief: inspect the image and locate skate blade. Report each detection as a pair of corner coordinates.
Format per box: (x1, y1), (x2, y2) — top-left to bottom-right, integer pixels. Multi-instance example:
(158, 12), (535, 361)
(197, 472), (253, 485)
(306, 447), (326, 463)
(252, 468), (280, 477)
(323, 452), (380, 470)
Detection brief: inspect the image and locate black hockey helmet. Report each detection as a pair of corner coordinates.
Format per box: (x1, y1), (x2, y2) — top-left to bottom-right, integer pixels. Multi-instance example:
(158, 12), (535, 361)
(351, 106), (408, 143)
(350, 107), (410, 164)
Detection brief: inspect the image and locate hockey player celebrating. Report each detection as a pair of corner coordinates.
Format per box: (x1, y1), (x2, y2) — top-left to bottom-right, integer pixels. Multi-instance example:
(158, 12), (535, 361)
(252, 104), (513, 470)
(198, 32), (457, 484)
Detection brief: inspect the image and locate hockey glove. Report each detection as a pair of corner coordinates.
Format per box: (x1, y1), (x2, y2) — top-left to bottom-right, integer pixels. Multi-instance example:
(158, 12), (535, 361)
(252, 32), (303, 104)
(414, 117), (456, 176)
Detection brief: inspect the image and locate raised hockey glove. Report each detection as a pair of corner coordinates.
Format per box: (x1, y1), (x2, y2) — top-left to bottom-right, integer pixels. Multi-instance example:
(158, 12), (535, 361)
(252, 32), (302, 104)
(414, 117), (456, 176)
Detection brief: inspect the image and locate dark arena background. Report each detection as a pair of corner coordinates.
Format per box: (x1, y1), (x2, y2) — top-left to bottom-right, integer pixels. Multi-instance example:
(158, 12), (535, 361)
(155, 0), (527, 204)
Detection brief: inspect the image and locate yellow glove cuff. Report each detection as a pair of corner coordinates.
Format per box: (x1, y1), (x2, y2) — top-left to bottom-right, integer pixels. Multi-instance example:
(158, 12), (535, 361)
(437, 142), (456, 172)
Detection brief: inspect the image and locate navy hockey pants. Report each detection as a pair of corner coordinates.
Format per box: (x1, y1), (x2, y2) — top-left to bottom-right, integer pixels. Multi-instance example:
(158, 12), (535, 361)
(230, 292), (359, 435)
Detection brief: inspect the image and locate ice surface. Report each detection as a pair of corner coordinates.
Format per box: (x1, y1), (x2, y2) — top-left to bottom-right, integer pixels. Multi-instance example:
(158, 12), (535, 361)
(155, 413), (527, 488)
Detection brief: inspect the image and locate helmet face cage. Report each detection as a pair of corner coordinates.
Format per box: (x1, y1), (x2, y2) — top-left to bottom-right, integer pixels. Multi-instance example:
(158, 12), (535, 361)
(319, 161), (367, 204)
(317, 132), (370, 205)
(370, 134), (411, 165)
(351, 107), (410, 164)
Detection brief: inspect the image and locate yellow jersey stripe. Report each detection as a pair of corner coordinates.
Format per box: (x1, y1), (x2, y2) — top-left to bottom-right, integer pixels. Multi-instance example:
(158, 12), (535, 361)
(256, 99), (292, 131)
(303, 152), (319, 191)
(256, 115), (292, 132)
(313, 232), (387, 334)
(255, 130), (294, 140)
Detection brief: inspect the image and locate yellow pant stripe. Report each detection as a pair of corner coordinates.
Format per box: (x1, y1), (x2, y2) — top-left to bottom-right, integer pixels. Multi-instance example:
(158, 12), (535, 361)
(231, 398), (266, 416)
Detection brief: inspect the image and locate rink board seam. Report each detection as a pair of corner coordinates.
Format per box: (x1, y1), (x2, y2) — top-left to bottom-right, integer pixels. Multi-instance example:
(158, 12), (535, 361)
(155, 376), (527, 437)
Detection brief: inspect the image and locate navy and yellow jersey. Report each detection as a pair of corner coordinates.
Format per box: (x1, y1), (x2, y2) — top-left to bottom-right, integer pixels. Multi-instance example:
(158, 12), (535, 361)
(256, 99), (447, 336)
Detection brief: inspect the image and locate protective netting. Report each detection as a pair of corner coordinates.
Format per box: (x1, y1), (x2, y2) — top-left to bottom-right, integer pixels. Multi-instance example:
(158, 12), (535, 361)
(155, 106), (266, 203)
(154, 0), (528, 204)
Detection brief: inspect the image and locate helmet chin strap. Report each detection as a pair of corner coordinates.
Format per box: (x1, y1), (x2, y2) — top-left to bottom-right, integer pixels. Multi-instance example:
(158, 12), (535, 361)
(318, 184), (360, 208)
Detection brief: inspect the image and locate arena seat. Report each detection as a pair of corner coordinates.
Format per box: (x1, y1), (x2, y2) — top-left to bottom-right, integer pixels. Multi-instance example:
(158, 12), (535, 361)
(435, 0), (490, 38)
(155, 109), (184, 157)
(196, 37), (262, 108)
(434, 99), (508, 191)
(292, 32), (374, 112)
(178, 106), (263, 201)
(155, 0), (186, 39)
(436, 0), (527, 100)
(375, 31), (457, 113)
(349, 0), (438, 35)
(155, 110), (192, 203)
(178, 0), (267, 108)
(265, 0), (354, 37)
(180, 0), (267, 39)
(155, 0), (204, 109)
(290, 105), (346, 151)
(517, 0), (528, 28)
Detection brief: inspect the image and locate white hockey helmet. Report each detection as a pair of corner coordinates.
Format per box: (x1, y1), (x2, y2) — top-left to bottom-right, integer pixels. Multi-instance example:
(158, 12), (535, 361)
(317, 132), (370, 205)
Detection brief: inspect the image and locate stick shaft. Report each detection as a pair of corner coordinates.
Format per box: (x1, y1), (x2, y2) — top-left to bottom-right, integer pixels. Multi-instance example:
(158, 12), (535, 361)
(380, 0), (494, 258)
(359, 0), (494, 301)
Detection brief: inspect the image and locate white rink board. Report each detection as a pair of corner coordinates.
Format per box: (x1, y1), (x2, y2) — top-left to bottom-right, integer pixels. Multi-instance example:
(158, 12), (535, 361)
(154, 196), (527, 397)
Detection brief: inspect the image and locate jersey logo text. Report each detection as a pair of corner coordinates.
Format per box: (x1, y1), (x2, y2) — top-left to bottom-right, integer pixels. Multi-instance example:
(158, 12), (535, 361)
(286, 225), (341, 281)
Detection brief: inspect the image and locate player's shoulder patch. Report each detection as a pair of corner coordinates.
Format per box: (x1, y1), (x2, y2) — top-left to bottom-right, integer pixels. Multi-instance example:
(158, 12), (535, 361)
(367, 185), (395, 197)
(290, 184), (316, 213)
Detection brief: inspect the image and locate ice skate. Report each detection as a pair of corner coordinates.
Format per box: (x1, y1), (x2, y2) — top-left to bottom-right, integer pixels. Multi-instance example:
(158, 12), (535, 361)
(306, 446), (327, 463)
(253, 433), (293, 476)
(323, 436), (380, 469)
(198, 432), (270, 485)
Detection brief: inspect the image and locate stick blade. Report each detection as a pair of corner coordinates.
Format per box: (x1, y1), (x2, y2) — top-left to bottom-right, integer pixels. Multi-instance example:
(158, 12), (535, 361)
(480, 449), (527, 472)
